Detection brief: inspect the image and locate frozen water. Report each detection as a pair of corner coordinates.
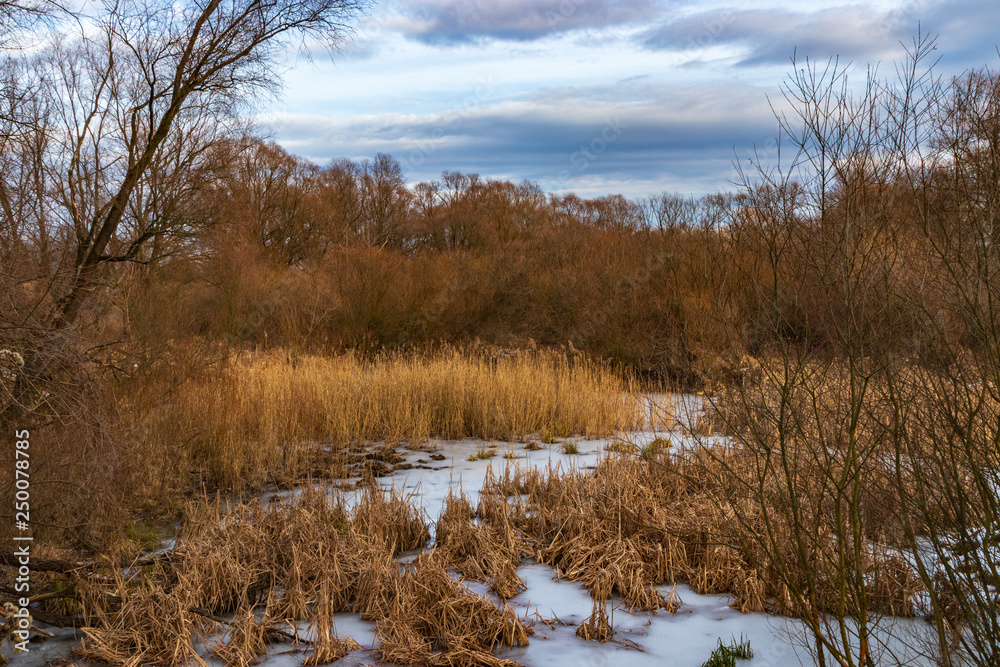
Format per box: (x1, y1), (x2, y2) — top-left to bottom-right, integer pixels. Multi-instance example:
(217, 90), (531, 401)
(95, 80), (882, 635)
(6, 426), (939, 667)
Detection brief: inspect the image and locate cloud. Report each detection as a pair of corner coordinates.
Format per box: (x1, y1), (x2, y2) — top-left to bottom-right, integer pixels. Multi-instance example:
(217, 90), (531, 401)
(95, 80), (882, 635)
(642, 5), (910, 65)
(395, 0), (662, 44)
(641, 1), (1000, 68)
(277, 2), (1000, 198)
(263, 81), (778, 198)
(914, 0), (1000, 67)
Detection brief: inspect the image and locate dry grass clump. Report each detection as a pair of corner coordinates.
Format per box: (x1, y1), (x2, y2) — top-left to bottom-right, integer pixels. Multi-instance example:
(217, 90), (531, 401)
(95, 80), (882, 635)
(663, 585), (683, 614)
(690, 544), (748, 596)
(559, 536), (668, 611)
(351, 486), (430, 554)
(142, 347), (642, 491)
(604, 440), (639, 454)
(305, 634), (362, 666)
(640, 437), (671, 460)
(467, 446), (498, 462)
(210, 607), (272, 667)
(376, 552), (530, 667)
(482, 457), (693, 612)
(77, 572), (208, 667)
(74, 484), (527, 667)
(575, 600), (613, 642)
(727, 571), (768, 614)
(435, 490), (526, 599)
(867, 550), (923, 618)
(304, 578), (363, 666)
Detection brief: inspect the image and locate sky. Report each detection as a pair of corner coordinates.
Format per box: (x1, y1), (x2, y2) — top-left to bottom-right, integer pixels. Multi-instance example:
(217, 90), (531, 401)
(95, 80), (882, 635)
(264, 0), (1000, 198)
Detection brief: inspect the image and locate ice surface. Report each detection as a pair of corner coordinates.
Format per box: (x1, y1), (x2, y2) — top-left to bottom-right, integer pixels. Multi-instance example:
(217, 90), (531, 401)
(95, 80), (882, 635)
(6, 426), (939, 667)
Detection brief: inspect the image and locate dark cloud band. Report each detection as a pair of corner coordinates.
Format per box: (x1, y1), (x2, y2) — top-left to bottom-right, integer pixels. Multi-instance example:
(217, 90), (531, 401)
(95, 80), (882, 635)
(397, 0), (661, 44)
(266, 81), (777, 197)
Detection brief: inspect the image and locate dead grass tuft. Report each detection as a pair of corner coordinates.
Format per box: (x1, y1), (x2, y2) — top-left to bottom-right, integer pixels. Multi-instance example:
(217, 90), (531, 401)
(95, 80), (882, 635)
(663, 585), (683, 614)
(304, 578), (362, 666)
(210, 607), (269, 667)
(435, 489), (526, 599)
(77, 572), (208, 667)
(604, 440), (639, 454)
(575, 601), (613, 642)
(376, 551), (530, 667)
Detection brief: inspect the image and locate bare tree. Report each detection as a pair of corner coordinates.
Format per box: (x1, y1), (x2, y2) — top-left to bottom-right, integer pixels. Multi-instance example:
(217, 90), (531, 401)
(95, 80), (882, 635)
(33, 0), (369, 326)
(0, 0), (62, 46)
(357, 152), (409, 249)
(701, 36), (946, 667)
(197, 136), (325, 265)
(880, 62), (1000, 667)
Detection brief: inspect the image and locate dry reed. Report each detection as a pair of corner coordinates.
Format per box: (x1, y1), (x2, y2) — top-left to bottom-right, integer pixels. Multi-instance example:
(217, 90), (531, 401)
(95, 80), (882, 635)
(69, 434), (935, 666)
(575, 600), (613, 642)
(139, 348), (644, 491)
(75, 483), (528, 667)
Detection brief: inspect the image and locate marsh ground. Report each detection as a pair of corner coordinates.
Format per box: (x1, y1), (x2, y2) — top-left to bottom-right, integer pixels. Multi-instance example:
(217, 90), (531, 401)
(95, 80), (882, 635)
(5, 425), (937, 667)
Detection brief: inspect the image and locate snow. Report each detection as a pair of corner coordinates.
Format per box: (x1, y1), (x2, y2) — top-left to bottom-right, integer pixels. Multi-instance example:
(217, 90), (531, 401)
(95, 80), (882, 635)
(6, 423), (940, 667)
(271, 429), (938, 667)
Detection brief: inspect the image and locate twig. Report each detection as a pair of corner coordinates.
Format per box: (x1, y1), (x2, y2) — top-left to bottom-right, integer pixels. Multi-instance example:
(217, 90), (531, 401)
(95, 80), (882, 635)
(188, 607), (311, 646)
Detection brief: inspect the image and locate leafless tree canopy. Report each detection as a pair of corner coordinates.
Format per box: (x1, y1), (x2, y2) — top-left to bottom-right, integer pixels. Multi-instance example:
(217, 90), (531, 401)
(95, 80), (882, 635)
(0, 0), (368, 327)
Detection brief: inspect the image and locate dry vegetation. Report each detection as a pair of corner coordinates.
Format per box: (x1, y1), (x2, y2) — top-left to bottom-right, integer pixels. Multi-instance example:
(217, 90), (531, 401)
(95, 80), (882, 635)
(136, 347), (642, 492)
(4, 23), (1000, 667)
(4, 362), (998, 666)
(0, 344), (647, 552)
(73, 484), (529, 667)
(17, 415), (948, 667)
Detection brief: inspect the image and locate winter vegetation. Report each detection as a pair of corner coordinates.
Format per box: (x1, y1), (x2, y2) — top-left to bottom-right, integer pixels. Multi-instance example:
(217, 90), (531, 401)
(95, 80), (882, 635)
(1, 0), (1000, 663)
